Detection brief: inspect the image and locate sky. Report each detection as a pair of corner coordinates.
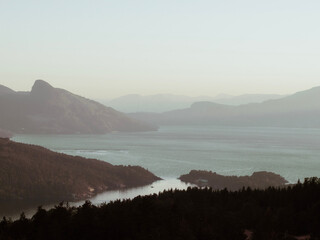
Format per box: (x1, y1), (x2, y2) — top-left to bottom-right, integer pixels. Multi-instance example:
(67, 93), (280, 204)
(1, 0), (320, 99)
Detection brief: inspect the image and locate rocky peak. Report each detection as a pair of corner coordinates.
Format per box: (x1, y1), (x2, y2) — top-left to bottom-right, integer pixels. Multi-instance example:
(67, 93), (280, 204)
(31, 80), (54, 92)
(30, 80), (56, 100)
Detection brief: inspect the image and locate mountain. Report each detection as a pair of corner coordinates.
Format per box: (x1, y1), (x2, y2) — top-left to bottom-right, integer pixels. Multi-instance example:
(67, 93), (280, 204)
(213, 94), (284, 106)
(0, 138), (160, 204)
(99, 94), (217, 113)
(0, 80), (156, 134)
(100, 93), (284, 113)
(0, 84), (15, 95)
(129, 86), (320, 128)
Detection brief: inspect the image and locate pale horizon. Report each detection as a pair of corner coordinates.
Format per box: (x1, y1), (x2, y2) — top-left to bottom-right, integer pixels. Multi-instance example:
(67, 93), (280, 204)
(1, 78), (317, 100)
(1, 1), (320, 98)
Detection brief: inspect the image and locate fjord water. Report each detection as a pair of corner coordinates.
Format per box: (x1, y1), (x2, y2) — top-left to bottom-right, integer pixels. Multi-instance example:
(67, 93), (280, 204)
(3, 179), (193, 219)
(13, 125), (320, 183)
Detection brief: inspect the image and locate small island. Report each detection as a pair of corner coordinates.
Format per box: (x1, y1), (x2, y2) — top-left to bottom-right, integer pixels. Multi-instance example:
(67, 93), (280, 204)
(179, 170), (288, 190)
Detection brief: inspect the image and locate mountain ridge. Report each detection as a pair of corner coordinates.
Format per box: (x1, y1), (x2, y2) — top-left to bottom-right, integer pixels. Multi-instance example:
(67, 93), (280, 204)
(0, 84), (15, 95)
(129, 86), (320, 128)
(100, 93), (285, 113)
(0, 80), (157, 134)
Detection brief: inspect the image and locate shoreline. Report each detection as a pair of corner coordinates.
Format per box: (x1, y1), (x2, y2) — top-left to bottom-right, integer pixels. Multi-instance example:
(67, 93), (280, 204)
(1, 178), (191, 220)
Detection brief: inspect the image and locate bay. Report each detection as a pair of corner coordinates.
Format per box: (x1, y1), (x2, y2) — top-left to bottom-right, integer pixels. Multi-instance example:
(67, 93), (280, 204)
(5, 125), (320, 218)
(12, 125), (320, 183)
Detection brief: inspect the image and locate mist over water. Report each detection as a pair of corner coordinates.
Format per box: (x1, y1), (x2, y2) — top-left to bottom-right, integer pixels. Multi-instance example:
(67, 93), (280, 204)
(13, 125), (320, 183)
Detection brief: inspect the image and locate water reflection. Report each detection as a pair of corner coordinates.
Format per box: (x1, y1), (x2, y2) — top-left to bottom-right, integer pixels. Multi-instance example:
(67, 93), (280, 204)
(1, 179), (194, 220)
(74, 178), (194, 206)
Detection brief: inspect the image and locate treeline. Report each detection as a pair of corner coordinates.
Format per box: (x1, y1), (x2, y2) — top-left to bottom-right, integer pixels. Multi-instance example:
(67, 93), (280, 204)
(1, 178), (320, 240)
(0, 138), (160, 203)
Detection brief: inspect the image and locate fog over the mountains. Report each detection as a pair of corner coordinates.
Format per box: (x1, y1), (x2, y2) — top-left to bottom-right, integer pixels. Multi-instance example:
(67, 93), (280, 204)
(130, 86), (320, 128)
(1, 80), (319, 131)
(100, 93), (285, 113)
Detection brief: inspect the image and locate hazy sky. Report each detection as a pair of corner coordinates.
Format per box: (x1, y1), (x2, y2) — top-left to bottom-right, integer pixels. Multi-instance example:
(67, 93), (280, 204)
(1, 1), (320, 98)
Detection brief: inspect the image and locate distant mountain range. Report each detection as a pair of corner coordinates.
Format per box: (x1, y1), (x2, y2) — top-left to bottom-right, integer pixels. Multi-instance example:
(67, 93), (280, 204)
(0, 80), (156, 134)
(130, 86), (320, 128)
(99, 93), (284, 113)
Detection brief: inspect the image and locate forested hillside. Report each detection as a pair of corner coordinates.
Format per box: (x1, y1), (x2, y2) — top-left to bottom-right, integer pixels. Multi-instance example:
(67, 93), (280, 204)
(1, 178), (319, 239)
(0, 138), (160, 204)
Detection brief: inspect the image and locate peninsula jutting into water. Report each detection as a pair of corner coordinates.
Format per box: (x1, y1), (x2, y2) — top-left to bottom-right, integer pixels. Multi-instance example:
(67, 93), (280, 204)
(0, 137), (160, 216)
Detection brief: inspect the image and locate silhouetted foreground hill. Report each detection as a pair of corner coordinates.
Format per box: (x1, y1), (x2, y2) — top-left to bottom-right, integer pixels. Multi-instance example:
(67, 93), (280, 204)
(0, 80), (156, 134)
(1, 178), (320, 239)
(130, 86), (320, 128)
(179, 170), (288, 190)
(0, 138), (160, 204)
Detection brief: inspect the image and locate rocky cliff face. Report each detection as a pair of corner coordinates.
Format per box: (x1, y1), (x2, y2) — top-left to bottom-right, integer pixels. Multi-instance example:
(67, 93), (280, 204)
(0, 80), (157, 134)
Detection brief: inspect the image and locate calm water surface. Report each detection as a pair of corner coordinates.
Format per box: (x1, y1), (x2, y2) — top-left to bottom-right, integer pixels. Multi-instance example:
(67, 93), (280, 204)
(5, 125), (320, 218)
(5, 179), (192, 219)
(13, 125), (320, 183)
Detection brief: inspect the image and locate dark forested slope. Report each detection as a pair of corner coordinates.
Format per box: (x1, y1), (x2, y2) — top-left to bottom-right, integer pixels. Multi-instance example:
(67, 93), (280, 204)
(0, 138), (160, 203)
(1, 178), (320, 240)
